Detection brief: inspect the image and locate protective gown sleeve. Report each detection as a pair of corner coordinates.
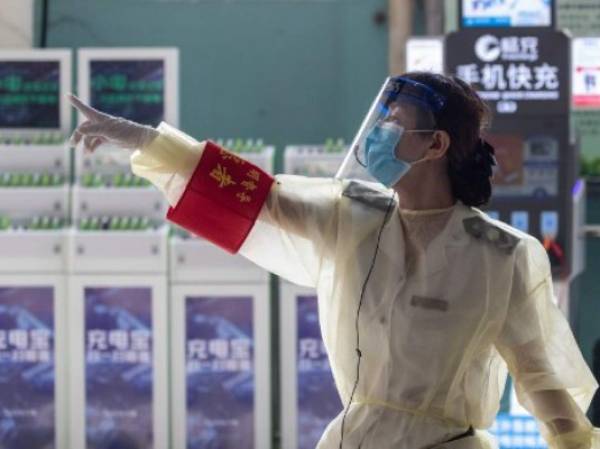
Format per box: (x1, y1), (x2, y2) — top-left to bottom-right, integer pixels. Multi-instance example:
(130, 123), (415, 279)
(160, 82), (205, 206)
(495, 236), (600, 449)
(130, 122), (341, 288)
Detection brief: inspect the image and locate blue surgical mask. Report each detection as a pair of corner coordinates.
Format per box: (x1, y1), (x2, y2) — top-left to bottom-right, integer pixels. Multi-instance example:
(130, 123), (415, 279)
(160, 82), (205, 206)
(365, 122), (412, 187)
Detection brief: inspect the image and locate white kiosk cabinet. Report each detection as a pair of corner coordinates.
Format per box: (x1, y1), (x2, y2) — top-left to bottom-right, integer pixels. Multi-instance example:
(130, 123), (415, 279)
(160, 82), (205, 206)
(280, 143), (345, 449)
(67, 47), (178, 449)
(169, 145), (274, 449)
(0, 48), (72, 449)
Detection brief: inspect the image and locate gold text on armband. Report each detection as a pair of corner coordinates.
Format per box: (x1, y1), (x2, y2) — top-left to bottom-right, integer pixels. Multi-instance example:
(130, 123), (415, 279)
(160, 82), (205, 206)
(209, 164), (237, 188)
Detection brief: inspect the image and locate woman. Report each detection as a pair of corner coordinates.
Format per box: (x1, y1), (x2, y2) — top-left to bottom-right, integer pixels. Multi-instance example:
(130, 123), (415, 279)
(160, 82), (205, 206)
(69, 72), (600, 449)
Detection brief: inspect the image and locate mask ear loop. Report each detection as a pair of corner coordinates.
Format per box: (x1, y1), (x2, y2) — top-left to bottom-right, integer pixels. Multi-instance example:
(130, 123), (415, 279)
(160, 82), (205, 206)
(353, 144), (368, 168)
(394, 129), (438, 166)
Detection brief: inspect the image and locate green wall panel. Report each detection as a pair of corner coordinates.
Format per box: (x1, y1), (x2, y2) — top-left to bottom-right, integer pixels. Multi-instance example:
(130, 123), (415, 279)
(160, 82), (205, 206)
(45, 0), (388, 155)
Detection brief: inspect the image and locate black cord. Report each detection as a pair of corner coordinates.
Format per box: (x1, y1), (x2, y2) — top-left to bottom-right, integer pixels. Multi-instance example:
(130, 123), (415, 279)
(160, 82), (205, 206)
(339, 192), (396, 449)
(40, 0), (49, 48)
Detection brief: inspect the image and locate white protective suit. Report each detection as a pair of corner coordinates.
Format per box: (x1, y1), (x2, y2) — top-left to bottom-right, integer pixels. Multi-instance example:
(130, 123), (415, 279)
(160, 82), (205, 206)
(131, 122), (600, 449)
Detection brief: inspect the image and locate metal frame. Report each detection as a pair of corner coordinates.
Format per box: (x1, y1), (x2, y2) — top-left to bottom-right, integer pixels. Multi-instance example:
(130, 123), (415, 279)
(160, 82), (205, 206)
(280, 281), (302, 449)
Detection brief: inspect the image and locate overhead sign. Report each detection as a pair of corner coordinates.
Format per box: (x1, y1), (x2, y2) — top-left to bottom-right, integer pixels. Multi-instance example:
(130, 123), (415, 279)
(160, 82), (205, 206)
(446, 29), (570, 116)
(572, 37), (600, 109)
(461, 0), (554, 28)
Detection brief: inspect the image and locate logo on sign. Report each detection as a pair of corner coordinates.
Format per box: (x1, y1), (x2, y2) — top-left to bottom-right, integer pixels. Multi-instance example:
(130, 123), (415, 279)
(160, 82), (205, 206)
(475, 35), (501, 62)
(474, 35), (539, 63)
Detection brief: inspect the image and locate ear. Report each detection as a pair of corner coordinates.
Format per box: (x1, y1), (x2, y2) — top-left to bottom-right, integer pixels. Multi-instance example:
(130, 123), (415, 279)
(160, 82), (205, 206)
(426, 130), (451, 160)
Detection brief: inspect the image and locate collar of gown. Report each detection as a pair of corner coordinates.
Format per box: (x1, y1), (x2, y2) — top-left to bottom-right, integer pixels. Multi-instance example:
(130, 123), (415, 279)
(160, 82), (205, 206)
(382, 200), (477, 279)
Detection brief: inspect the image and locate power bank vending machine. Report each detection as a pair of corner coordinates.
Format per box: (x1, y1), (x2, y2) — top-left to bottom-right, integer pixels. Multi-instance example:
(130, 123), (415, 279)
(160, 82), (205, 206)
(169, 140), (275, 449)
(280, 141), (346, 449)
(0, 48), (72, 449)
(67, 47), (179, 449)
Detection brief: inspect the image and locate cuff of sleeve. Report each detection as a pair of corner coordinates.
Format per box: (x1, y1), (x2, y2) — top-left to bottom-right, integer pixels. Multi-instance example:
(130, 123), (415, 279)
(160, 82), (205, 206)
(166, 141), (275, 254)
(547, 427), (600, 449)
(130, 121), (205, 207)
(593, 429), (600, 449)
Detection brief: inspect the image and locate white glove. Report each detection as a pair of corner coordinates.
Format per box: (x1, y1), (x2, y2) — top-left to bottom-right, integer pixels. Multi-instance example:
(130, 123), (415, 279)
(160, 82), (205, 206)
(67, 93), (159, 153)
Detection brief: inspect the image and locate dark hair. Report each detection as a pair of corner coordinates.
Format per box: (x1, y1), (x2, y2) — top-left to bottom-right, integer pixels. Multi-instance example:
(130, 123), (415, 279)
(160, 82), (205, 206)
(400, 72), (495, 207)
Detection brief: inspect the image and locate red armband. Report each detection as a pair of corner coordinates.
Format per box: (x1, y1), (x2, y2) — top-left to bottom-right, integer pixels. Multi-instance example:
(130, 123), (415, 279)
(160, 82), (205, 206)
(166, 141), (275, 253)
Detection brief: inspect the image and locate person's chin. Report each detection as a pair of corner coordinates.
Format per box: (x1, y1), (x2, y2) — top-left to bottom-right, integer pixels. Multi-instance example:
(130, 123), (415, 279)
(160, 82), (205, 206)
(391, 171), (417, 191)
(391, 176), (409, 191)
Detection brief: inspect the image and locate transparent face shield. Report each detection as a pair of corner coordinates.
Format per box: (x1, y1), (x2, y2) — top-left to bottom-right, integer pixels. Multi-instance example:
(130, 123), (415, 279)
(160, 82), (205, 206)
(335, 76), (446, 184)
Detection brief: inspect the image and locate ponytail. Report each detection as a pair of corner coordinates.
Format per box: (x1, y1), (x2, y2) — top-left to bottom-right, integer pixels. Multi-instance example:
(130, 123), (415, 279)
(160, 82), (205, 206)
(448, 139), (496, 207)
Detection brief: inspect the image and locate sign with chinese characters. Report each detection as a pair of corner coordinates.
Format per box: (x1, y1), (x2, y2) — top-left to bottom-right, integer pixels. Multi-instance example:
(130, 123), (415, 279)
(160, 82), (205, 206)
(572, 37), (600, 109)
(85, 287), (153, 449)
(446, 29), (570, 116)
(296, 295), (342, 449)
(0, 286), (56, 449)
(185, 296), (254, 449)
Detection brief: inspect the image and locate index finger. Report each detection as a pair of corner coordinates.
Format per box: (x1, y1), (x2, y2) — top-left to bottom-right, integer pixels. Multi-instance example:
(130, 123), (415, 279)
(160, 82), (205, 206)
(67, 93), (107, 121)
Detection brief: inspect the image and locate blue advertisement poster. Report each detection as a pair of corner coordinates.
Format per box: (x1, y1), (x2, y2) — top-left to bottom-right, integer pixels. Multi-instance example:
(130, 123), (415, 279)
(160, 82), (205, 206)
(0, 286), (55, 449)
(85, 287), (153, 449)
(185, 295), (255, 449)
(296, 295), (342, 449)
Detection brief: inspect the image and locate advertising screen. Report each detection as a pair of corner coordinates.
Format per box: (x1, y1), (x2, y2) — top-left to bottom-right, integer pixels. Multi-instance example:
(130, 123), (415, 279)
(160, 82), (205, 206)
(89, 60), (165, 127)
(0, 61), (60, 129)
